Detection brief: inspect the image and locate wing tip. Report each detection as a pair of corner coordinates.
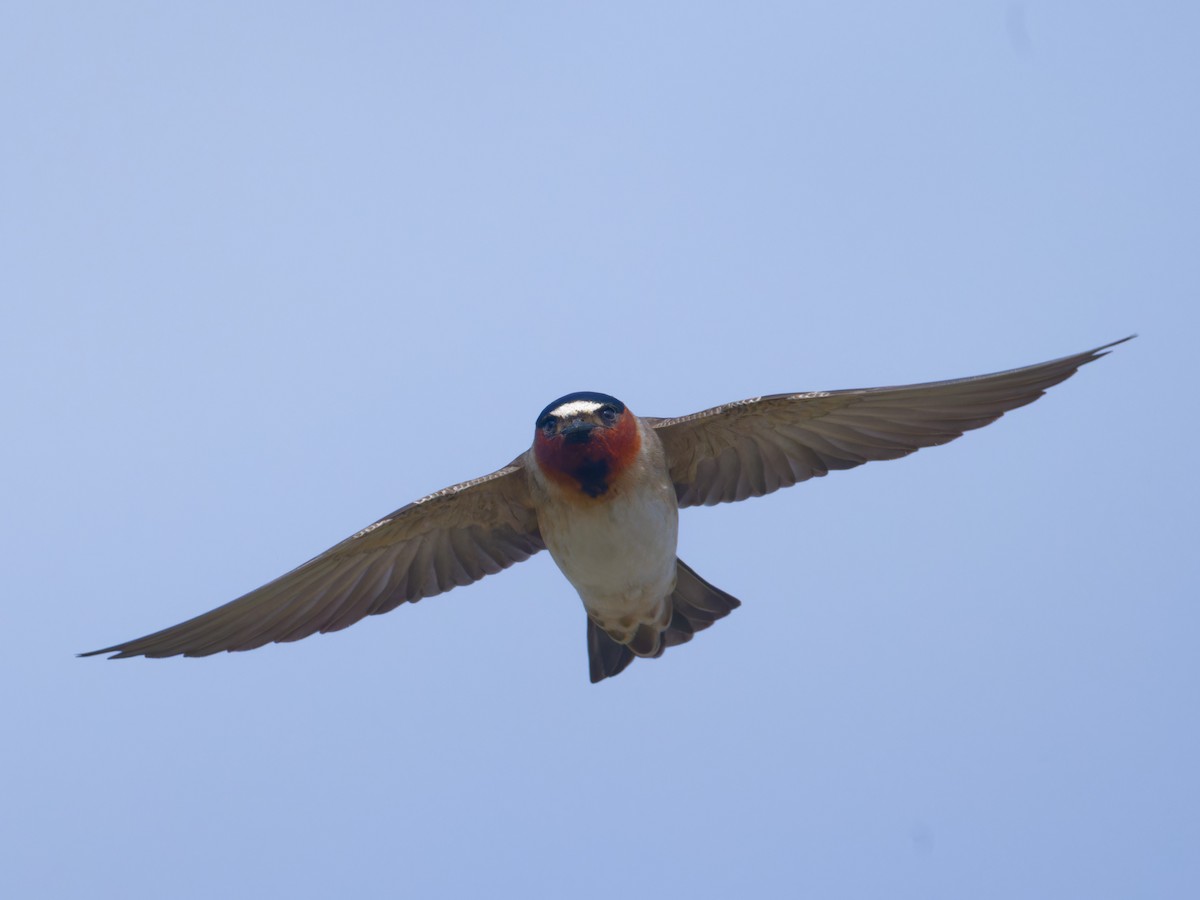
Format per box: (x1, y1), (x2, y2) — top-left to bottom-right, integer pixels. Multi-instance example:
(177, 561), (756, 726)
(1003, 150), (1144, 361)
(78, 645), (143, 659)
(1087, 334), (1136, 359)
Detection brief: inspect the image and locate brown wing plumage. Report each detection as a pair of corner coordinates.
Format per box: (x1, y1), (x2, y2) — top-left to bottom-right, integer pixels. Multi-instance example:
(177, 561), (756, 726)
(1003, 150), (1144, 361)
(83, 461), (543, 658)
(652, 338), (1131, 508)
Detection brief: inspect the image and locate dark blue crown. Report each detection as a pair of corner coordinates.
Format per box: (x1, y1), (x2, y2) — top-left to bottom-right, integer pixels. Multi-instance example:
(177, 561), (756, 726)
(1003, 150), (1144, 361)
(536, 391), (625, 427)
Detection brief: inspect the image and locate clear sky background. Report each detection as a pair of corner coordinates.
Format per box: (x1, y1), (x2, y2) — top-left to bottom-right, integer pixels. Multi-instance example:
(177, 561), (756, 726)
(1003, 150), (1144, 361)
(3, 3), (1196, 898)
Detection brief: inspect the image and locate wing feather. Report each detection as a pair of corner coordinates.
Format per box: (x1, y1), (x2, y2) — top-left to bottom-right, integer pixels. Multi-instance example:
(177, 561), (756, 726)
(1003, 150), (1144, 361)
(82, 461), (543, 658)
(654, 338), (1131, 508)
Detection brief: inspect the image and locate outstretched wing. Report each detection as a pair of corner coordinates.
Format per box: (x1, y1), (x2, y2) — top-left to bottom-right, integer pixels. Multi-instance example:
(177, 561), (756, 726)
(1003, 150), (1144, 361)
(83, 461), (543, 658)
(652, 338), (1131, 508)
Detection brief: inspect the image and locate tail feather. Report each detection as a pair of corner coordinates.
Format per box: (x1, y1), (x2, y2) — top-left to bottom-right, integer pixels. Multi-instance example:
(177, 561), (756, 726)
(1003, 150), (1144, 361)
(660, 606), (695, 649)
(587, 619), (635, 682)
(586, 558), (741, 683)
(672, 558), (741, 625)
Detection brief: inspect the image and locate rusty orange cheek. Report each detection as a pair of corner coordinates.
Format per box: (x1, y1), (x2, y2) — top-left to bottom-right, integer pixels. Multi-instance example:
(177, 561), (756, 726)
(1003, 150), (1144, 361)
(533, 432), (580, 489)
(598, 413), (641, 478)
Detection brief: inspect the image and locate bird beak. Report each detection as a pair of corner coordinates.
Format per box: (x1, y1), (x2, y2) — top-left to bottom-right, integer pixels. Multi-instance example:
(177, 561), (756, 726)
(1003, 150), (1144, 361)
(560, 421), (598, 444)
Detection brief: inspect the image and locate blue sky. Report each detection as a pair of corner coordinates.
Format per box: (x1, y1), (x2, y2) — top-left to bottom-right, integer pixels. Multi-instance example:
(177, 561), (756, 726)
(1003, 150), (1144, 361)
(3, 3), (1196, 898)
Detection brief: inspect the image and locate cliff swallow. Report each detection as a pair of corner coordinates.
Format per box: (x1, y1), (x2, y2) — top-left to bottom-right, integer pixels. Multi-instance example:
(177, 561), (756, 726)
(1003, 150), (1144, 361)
(84, 338), (1131, 682)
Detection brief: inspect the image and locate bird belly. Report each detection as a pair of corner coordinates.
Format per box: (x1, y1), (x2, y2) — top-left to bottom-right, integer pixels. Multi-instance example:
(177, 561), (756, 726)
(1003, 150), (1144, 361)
(539, 480), (679, 642)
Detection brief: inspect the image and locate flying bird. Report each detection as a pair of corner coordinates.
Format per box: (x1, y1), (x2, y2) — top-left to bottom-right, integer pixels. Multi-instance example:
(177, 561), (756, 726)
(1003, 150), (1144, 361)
(84, 338), (1131, 682)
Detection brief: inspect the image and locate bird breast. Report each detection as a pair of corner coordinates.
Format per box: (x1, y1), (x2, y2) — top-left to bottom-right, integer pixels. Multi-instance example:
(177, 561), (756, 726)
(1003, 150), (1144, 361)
(527, 422), (680, 633)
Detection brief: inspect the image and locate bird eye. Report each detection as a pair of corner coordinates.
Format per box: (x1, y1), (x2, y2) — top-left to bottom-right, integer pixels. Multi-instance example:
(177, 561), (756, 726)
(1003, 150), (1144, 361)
(540, 417), (557, 436)
(600, 406), (618, 424)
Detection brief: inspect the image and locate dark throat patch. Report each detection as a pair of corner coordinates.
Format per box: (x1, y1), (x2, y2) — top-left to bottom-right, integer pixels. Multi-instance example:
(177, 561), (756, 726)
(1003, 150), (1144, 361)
(573, 458), (611, 498)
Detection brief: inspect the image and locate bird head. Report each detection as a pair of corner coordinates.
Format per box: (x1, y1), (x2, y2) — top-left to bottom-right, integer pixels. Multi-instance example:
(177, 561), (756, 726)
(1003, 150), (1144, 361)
(533, 391), (640, 498)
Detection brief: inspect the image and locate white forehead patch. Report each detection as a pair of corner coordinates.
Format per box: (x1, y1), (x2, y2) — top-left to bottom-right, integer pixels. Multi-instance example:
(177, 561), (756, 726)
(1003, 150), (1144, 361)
(550, 399), (603, 419)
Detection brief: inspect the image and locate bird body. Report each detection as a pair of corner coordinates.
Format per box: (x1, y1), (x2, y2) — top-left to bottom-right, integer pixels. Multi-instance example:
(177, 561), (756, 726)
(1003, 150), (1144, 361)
(84, 338), (1132, 682)
(526, 398), (680, 656)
